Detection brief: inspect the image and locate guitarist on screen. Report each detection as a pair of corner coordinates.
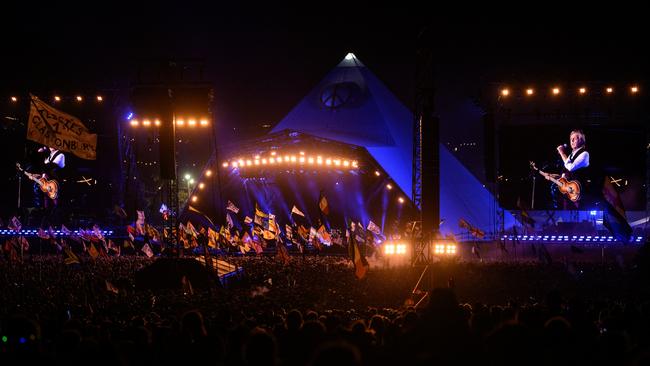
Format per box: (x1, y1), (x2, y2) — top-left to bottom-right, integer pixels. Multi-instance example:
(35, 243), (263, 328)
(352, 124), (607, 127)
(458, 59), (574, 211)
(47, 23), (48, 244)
(548, 129), (590, 209)
(34, 146), (65, 225)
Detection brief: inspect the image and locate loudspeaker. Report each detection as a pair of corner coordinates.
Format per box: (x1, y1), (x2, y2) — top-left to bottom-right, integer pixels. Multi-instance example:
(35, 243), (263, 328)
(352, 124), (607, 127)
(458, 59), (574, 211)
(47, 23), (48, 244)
(483, 113), (496, 183)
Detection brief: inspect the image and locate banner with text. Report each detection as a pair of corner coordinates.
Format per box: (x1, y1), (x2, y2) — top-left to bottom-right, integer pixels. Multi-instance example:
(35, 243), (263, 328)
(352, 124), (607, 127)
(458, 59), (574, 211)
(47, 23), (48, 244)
(27, 94), (97, 160)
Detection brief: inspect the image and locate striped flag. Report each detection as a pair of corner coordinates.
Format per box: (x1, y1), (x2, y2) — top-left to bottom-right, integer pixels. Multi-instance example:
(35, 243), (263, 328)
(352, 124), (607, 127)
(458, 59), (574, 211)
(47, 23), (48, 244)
(318, 190), (329, 215)
(244, 216), (253, 224)
(291, 205), (305, 217)
(226, 200), (240, 214)
(366, 220), (382, 236)
(226, 212), (235, 229)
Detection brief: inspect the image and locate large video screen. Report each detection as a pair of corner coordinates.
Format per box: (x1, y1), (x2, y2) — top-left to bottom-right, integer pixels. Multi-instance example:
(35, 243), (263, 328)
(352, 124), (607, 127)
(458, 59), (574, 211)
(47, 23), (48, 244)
(498, 125), (646, 211)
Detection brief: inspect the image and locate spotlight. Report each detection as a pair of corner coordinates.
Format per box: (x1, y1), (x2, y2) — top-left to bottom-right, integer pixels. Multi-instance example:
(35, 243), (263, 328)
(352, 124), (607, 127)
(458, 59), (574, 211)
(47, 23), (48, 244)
(351, 161), (358, 168)
(191, 195), (198, 203)
(606, 87), (613, 94)
(398, 197), (404, 204)
(579, 87), (587, 94)
(386, 183), (393, 190)
(177, 119), (185, 126)
(198, 182), (205, 189)
(10, 96), (17, 102)
(188, 119), (196, 126)
(375, 171), (381, 176)
(552, 87), (560, 95)
(96, 95), (103, 101)
(142, 119), (151, 127)
(76, 95), (83, 101)
(200, 119), (209, 126)
(130, 119), (139, 127)
(384, 244), (395, 255)
(631, 86), (639, 94)
(184, 174), (191, 180)
(205, 169), (212, 177)
(54, 96), (61, 102)
(500, 88), (509, 96)
(526, 88), (534, 95)
(154, 119), (161, 126)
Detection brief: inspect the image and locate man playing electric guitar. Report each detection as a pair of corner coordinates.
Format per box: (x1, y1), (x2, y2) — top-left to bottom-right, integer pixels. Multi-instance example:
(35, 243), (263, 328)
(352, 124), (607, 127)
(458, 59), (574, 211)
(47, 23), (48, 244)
(547, 129), (590, 208)
(35, 146), (66, 226)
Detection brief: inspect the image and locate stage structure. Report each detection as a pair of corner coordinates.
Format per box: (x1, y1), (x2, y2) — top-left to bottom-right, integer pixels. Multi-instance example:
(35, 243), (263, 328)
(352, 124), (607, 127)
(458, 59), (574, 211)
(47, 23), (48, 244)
(184, 53), (516, 243)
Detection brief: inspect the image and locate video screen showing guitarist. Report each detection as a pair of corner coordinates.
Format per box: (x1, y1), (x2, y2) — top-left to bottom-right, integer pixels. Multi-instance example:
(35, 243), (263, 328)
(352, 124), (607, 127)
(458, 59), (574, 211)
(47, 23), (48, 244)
(35, 146), (65, 224)
(547, 129), (590, 209)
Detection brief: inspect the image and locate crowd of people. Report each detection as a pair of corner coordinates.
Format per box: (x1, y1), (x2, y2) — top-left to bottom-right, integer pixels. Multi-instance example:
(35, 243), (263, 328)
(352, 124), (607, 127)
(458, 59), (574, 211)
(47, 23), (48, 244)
(2, 249), (650, 365)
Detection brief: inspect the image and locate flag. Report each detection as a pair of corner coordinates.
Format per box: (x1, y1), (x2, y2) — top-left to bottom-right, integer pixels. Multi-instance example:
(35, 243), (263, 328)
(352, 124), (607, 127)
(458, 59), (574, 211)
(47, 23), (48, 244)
(141, 243), (154, 258)
(367, 220), (382, 236)
(185, 222), (199, 237)
(61, 225), (71, 235)
(64, 247), (80, 265)
(207, 227), (219, 248)
(18, 236), (30, 252)
(277, 241), (290, 266)
(9, 216), (22, 232)
(244, 216), (253, 225)
(92, 224), (104, 240)
(516, 197), (536, 227)
(291, 205), (305, 217)
(159, 203), (169, 220)
(255, 203), (269, 218)
(317, 225), (331, 245)
(88, 242), (100, 259)
(136, 210), (146, 235)
(254, 214), (263, 227)
(37, 228), (50, 239)
(114, 205), (128, 219)
(105, 280), (119, 294)
(318, 190), (329, 215)
(268, 214), (277, 232)
(351, 240), (369, 279)
(226, 200), (240, 214)
(188, 205), (216, 227)
(602, 176), (632, 243)
(226, 212), (235, 229)
(27, 94), (97, 160)
(285, 224), (293, 241)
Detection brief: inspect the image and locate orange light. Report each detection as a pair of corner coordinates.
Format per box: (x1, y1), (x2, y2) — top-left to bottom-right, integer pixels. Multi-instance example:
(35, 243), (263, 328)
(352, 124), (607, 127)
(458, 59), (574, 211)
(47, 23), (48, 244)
(177, 119), (185, 126)
(10, 96), (17, 102)
(191, 195), (198, 202)
(54, 96), (61, 102)
(96, 95), (103, 101)
(631, 86), (639, 94)
(606, 87), (613, 94)
(501, 88), (509, 96)
(142, 119), (151, 127)
(579, 87), (587, 94)
(222, 162), (228, 167)
(130, 119), (139, 127)
(76, 95), (83, 102)
(526, 88), (534, 95)
(375, 171), (381, 176)
(386, 184), (393, 190)
(552, 87), (560, 95)
(154, 119), (161, 126)
(398, 197), (404, 204)
(200, 119), (209, 126)
(188, 119), (196, 126)
(205, 169), (212, 177)
(198, 183), (205, 189)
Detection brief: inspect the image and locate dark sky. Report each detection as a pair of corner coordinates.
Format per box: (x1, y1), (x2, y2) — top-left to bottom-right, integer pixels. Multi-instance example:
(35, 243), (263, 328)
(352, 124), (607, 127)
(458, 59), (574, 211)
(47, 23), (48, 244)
(2, 4), (647, 130)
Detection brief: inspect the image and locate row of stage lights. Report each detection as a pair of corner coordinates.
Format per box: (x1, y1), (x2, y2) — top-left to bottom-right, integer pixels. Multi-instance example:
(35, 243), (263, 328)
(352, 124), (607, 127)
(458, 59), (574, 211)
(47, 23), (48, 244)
(500, 85), (640, 97)
(0, 229), (115, 236)
(129, 117), (210, 127)
(382, 242), (458, 256)
(223, 151), (358, 170)
(501, 234), (643, 243)
(8, 95), (105, 103)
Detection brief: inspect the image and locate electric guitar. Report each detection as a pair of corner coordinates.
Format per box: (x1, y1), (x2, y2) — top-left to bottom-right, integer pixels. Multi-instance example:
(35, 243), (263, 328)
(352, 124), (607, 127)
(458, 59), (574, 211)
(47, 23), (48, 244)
(529, 161), (581, 202)
(16, 163), (59, 200)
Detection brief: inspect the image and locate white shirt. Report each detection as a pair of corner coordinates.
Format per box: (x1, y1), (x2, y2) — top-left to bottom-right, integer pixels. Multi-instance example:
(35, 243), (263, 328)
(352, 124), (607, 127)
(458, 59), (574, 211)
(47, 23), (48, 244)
(563, 147), (589, 172)
(45, 149), (65, 169)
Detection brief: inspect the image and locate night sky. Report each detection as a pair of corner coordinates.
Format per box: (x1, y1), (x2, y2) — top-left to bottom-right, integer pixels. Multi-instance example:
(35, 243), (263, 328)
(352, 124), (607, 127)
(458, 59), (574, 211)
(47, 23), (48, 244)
(1, 4), (647, 216)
